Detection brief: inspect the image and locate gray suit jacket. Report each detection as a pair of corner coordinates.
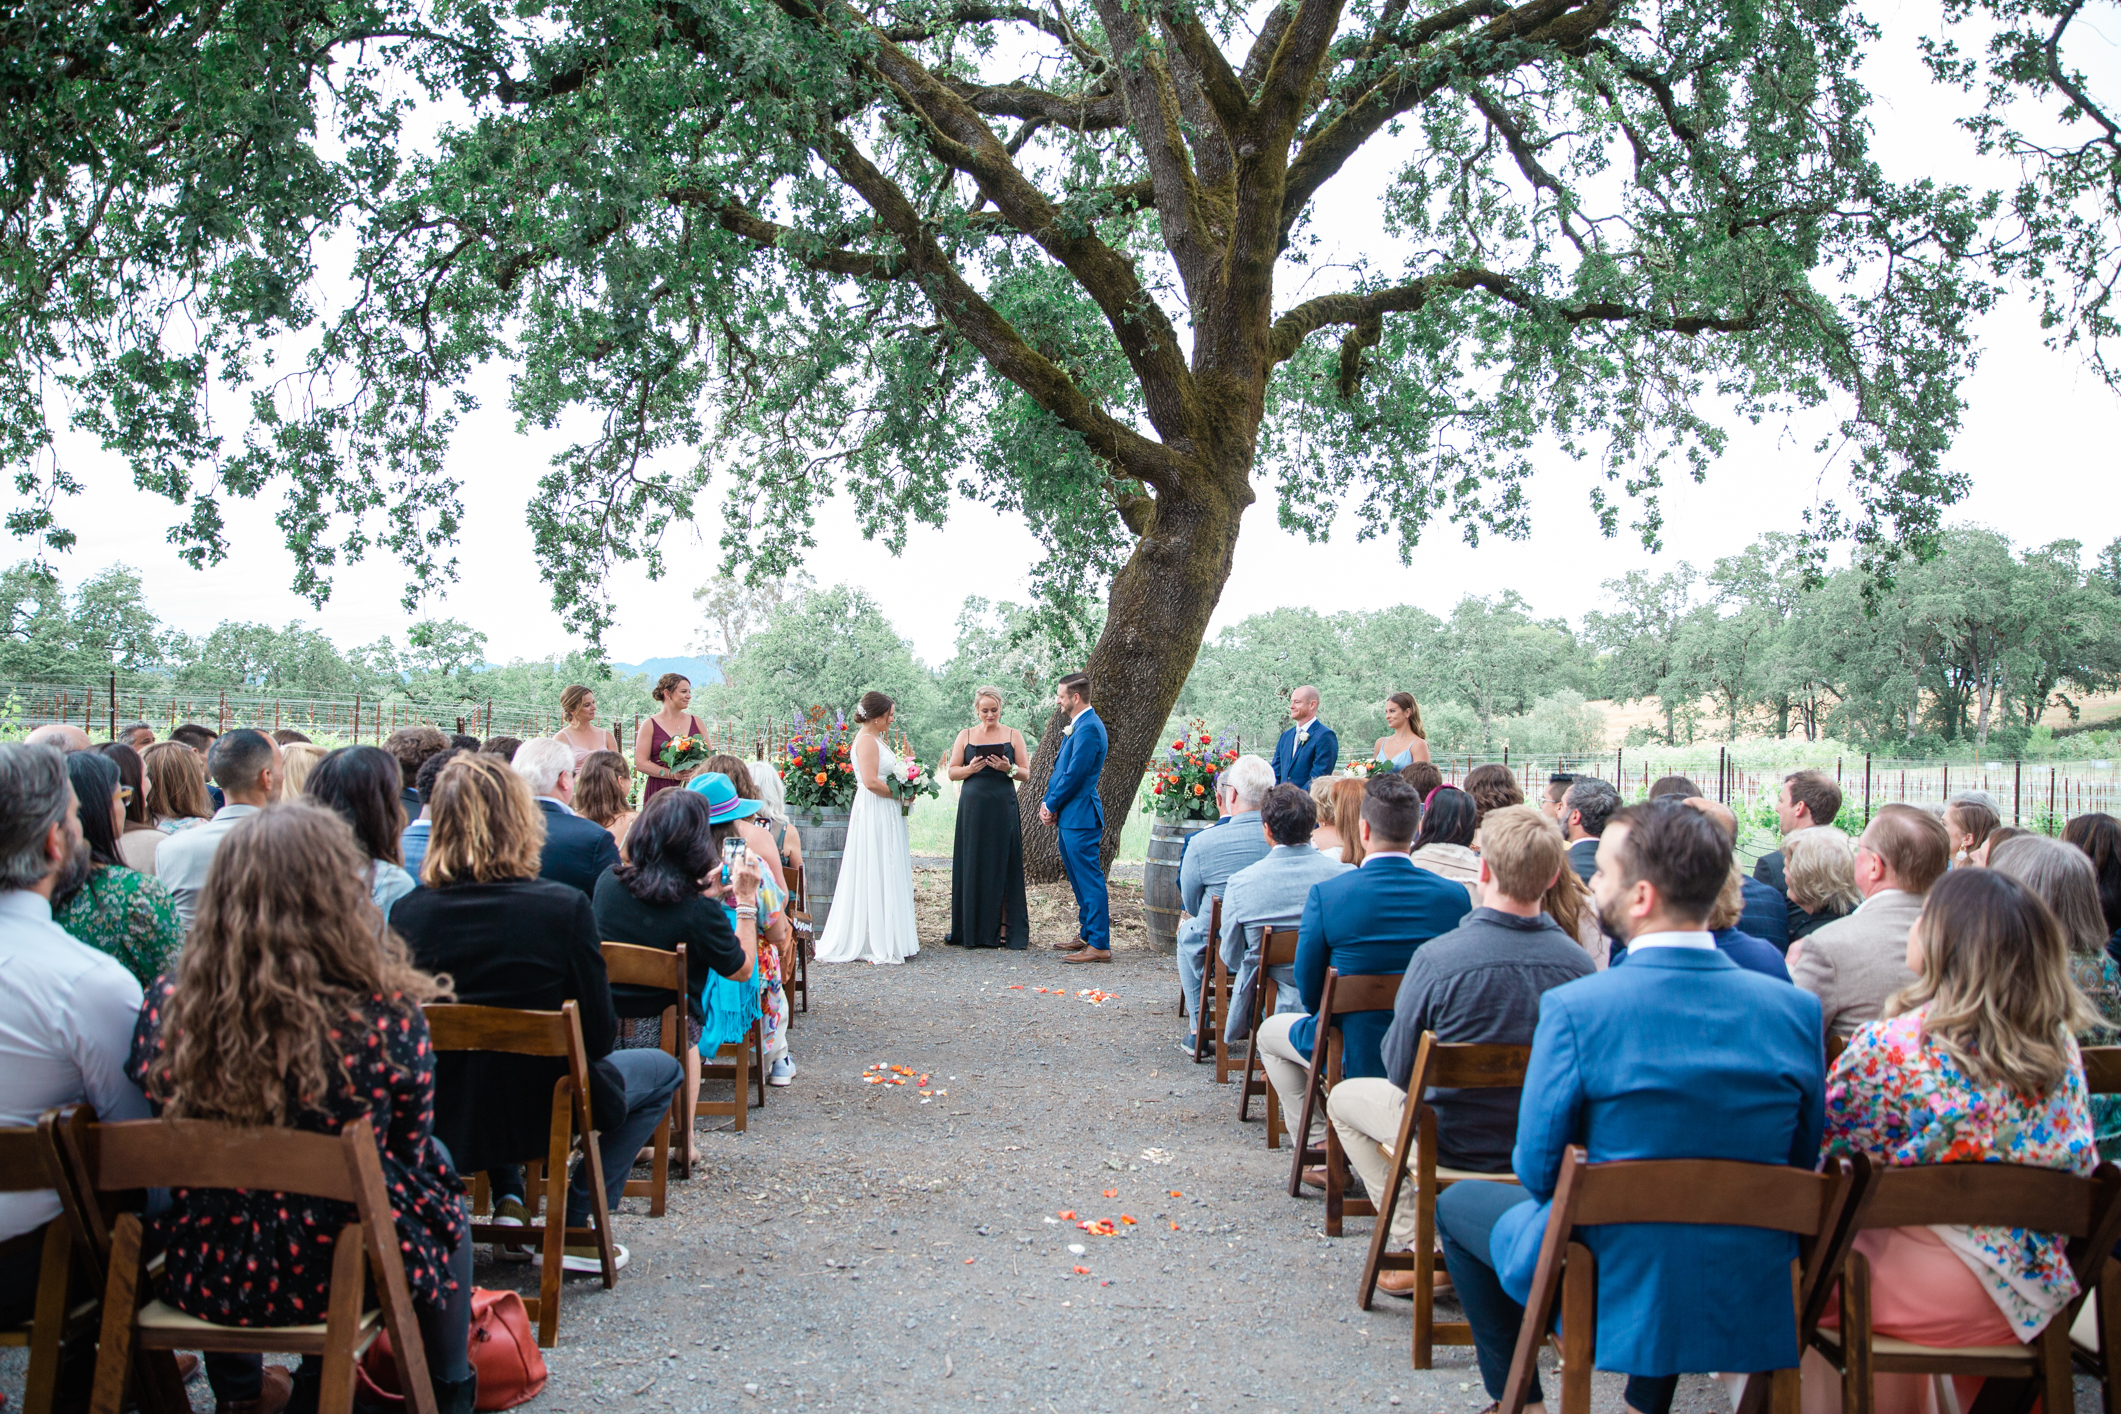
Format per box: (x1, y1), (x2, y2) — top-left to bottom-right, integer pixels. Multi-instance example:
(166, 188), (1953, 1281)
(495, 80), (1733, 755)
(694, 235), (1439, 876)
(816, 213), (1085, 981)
(1217, 844), (1353, 1041)
(1789, 888), (1926, 1038)
(1176, 811), (1270, 954)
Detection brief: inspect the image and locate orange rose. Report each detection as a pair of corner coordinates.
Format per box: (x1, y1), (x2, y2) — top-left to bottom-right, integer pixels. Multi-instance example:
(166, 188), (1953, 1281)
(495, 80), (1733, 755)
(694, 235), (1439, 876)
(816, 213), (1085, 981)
(1199, 733), (1211, 745)
(1172, 739), (1184, 750)
(814, 772), (828, 785)
(1192, 783), (1205, 796)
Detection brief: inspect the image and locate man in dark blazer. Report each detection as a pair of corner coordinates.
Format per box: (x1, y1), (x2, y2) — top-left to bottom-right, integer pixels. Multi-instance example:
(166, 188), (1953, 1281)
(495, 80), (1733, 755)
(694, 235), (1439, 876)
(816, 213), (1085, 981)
(1559, 777), (1619, 883)
(1040, 672), (1111, 963)
(1270, 686), (1339, 790)
(512, 737), (620, 897)
(1256, 772), (1473, 1149)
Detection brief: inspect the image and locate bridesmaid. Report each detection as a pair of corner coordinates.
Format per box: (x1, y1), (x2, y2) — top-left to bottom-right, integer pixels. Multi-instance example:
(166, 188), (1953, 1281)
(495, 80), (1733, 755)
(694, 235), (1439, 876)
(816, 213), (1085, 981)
(633, 673), (707, 802)
(943, 687), (1032, 950)
(1373, 691), (1431, 768)
(555, 684), (621, 769)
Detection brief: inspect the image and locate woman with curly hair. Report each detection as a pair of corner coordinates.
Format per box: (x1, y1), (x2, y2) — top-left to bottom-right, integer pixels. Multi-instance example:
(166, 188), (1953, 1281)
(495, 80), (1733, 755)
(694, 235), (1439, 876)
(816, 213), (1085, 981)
(127, 801), (475, 1414)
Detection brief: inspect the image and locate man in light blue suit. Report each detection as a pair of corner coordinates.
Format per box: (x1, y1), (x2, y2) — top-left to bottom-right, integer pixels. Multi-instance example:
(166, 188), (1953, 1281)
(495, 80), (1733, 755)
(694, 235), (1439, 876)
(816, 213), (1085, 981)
(1269, 686), (1339, 791)
(1218, 783), (1351, 1045)
(1436, 800), (1825, 1414)
(1040, 672), (1111, 963)
(1175, 754), (1275, 1052)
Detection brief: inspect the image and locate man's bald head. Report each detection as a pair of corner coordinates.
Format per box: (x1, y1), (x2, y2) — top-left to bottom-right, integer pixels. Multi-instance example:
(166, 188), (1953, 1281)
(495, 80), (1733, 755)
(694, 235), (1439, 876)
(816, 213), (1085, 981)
(1290, 686), (1320, 723)
(25, 724), (92, 754)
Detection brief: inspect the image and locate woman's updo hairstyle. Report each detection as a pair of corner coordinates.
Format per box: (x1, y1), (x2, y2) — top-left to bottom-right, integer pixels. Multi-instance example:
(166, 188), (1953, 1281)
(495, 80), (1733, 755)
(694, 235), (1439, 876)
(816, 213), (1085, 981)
(560, 684), (594, 719)
(651, 673), (690, 703)
(853, 691), (896, 724)
(973, 686), (1004, 712)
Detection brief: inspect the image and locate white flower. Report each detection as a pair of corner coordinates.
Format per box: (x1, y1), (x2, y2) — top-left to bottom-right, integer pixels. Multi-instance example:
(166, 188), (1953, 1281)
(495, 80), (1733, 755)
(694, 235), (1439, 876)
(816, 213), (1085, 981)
(1063, 724), (1074, 737)
(1295, 728), (1310, 745)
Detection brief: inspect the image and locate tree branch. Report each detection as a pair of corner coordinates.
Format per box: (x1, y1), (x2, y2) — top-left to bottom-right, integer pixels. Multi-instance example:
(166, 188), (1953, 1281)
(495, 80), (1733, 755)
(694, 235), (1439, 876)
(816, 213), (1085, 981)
(1161, 11), (1251, 134)
(1088, 0), (1221, 303)
(664, 190), (917, 278)
(946, 80), (1128, 131)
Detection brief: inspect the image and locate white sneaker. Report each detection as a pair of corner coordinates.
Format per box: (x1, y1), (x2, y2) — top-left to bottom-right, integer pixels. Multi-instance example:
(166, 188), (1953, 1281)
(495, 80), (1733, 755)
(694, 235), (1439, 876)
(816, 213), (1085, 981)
(768, 1055), (795, 1087)
(562, 1242), (628, 1275)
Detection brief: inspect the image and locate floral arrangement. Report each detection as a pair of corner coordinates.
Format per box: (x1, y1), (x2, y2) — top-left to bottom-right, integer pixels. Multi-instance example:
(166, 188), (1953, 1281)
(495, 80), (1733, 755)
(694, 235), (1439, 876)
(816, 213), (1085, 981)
(1143, 719), (1237, 822)
(780, 708), (860, 812)
(888, 751), (941, 815)
(658, 733), (714, 777)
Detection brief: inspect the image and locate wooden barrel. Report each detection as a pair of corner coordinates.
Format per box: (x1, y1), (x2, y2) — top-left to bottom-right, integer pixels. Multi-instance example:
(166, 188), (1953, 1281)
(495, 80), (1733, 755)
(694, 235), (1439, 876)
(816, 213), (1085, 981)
(1142, 818), (1215, 953)
(794, 807), (852, 936)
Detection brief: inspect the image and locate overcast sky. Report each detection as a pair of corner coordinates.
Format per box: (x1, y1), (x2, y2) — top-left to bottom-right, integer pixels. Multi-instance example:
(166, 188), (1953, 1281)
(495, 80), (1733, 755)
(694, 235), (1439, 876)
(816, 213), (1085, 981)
(16, 0), (2121, 668)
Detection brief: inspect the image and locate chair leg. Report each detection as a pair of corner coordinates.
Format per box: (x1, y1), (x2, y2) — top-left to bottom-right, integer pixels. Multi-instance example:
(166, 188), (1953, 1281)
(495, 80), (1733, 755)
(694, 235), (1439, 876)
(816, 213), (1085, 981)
(20, 1218), (72, 1414)
(2037, 1318), (2074, 1414)
(2101, 1261), (2121, 1414)
(1561, 1243), (1596, 1414)
(1324, 1124), (1347, 1237)
(1411, 1187), (1436, 1366)
(1842, 1252), (1874, 1414)
(535, 1098), (572, 1349)
(752, 1022), (767, 1108)
(88, 1215), (145, 1414)
(1213, 956), (1231, 1085)
(315, 1224), (369, 1414)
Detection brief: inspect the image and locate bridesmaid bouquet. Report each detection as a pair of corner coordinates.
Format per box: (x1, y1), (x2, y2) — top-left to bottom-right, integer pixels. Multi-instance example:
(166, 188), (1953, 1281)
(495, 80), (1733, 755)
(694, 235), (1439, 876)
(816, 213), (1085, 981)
(887, 756), (941, 816)
(658, 734), (713, 776)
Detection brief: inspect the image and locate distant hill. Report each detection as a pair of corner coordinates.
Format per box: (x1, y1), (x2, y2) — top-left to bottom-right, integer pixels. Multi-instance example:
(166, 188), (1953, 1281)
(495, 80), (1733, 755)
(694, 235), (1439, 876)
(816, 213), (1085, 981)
(609, 655), (724, 686)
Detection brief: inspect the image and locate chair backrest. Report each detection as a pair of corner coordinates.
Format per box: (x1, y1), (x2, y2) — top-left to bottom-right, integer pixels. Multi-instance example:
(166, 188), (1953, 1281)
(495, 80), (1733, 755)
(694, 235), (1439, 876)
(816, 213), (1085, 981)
(1412, 1034), (1533, 1092)
(72, 1116), (372, 1205)
(2084, 1046), (2121, 1096)
(0, 1125), (60, 1194)
(423, 1001), (576, 1058)
(1260, 927), (1299, 968)
(1320, 967), (1401, 1018)
(600, 942), (685, 991)
(1565, 1153), (1846, 1235)
(787, 864), (806, 913)
(1854, 1161), (2109, 1237)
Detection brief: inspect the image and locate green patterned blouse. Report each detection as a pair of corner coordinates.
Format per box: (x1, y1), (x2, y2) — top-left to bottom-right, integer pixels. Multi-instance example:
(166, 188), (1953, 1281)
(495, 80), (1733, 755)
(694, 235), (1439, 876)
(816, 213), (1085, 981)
(2072, 952), (2121, 1160)
(54, 865), (183, 987)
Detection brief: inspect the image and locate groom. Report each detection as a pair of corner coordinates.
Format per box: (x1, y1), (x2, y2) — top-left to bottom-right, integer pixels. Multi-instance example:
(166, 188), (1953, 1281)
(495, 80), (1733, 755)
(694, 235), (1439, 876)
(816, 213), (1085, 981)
(1040, 672), (1111, 964)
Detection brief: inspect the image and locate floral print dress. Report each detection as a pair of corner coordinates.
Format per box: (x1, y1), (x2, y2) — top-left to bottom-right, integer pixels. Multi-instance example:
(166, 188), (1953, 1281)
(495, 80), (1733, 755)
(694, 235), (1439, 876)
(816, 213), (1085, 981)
(1824, 1009), (2096, 1338)
(127, 975), (467, 1324)
(54, 865), (183, 987)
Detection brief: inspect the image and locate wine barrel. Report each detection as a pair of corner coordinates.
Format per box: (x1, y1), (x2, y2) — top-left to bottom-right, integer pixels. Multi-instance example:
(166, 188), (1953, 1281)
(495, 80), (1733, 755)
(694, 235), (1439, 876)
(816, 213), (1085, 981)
(794, 807), (852, 935)
(1142, 818), (1216, 953)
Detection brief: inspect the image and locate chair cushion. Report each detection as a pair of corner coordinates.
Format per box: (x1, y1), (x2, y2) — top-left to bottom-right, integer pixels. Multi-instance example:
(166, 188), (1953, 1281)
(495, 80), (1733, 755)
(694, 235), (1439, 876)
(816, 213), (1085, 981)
(136, 1299), (381, 1340)
(1813, 1328), (2032, 1362)
(2071, 1299), (2099, 1354)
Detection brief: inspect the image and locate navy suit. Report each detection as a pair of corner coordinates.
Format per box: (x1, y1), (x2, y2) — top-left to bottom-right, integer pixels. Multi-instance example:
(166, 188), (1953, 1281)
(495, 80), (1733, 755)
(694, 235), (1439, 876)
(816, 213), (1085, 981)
(1290, 855), (1474, 1078)
(1043, 709), (1110, 950)
(1271, 720), (1339, 791)
(536, 798), (621, 899)
(1737, 875), (1791, 953)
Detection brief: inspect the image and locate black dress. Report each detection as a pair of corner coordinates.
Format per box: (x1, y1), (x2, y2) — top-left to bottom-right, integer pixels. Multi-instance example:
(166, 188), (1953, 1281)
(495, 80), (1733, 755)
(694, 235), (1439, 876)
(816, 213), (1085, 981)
(945, 741), (1032, 950)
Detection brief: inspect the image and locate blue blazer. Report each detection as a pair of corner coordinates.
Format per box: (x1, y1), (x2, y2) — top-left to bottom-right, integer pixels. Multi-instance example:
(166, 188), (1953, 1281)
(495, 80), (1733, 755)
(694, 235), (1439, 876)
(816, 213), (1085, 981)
(537, 799), (622, 899)
(1738, 876), (1792, 953)
(1492, 948), (1825, 1376)
(1291, 856), (1473, 1076)
(1271, 721), (1339, 790)
(1042, 709), (1108, 833)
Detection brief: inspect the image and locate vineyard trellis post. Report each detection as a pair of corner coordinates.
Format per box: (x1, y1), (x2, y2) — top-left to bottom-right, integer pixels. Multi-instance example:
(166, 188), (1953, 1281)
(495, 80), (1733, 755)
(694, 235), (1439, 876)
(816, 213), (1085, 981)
(106, 672), (115, 740)
(1863, 755), (1872, 824)
(2014, 761), (2022, 826)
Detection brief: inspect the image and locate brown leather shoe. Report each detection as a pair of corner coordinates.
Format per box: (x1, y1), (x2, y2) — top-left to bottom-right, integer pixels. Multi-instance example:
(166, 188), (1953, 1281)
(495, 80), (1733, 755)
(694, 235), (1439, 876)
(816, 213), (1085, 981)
(1052, 936), (1087, 951)
(1375, 1267), (1454, 1299)
(1060, 946), (1111, 964)
(215, 1364), (293, 1414)
(1300, 1165), (1326, 1188)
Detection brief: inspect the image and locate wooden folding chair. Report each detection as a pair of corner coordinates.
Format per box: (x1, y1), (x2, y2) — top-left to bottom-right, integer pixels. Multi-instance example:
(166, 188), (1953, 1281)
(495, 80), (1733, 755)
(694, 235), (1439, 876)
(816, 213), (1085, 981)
(786, 862), (811, 1015)
(1191, 897), (1223, 1068)
(698, 1008), (766, 1132)
(2072, 1048), (2121, 1413)
(69, 1115), (438, 1414)
(1286, 967), (1404, 1235)
(0, 1116), (102, 1414)
(601, 942), (686, 1204)
(1501, 1147), (1867, 1414)
(1354, 1033), (1532, 1367)
(1236, 926), (1301, 1148)
(423, 1001), (618, 1348)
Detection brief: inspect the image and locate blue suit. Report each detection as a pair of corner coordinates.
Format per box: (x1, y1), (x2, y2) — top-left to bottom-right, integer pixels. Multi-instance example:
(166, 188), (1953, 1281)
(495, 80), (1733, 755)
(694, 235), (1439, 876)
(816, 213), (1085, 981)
(1738, 876), (1792, 953)
(1290, 856), (1473, 1077)
(1271, 720), (1339, 791)
(1043, 708), (1110, 950)
(536, 798), (622, 899)
(1490, 949), (1824, 1376)
(1613, 928), (1791, 983)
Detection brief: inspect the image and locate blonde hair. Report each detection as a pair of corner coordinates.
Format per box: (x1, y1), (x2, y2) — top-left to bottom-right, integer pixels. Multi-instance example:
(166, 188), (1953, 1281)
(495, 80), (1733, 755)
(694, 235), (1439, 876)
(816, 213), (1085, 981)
(421, 752), (547, 886)
(277, 742), (328, 800)
(573, 750), (634, 829)
(1310, 775), (1340, 826)
(1331, 777), (1368, 866)
(1785, 826), (1861, 914)
(143, 740), (213, 823)
(1707, 867), (1746, 931)
(973, 686), (1005, 711)
(560, 684), (595, 720)
(1479, 805), (1567, 903)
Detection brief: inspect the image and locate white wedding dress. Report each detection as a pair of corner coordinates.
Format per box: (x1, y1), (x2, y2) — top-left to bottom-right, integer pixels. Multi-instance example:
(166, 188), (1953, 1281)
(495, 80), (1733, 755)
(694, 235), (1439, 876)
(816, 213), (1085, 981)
(814, 738), (921, 965)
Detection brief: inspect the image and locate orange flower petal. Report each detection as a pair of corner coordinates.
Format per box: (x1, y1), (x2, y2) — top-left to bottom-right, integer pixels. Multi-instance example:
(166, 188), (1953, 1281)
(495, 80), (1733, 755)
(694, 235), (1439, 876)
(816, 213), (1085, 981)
(1120, 1216), (1137, 1225)
(1058, 1210), (1075, 1220)
(1072, 1266), (1090, 1275)
(1102, 1189), (1117, 1198)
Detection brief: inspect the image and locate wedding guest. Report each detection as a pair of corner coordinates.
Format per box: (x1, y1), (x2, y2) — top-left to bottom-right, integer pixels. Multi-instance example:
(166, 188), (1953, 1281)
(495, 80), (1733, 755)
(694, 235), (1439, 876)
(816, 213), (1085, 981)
(1310, 777), (1350, 862)
(690, 772), (796, 1083)
(393, 752), (680, 1274)
(1437, 800), (1823, 1414)
(944, 687), (1031, 950)
(1560, 776), (1620, 882)
(0, 743), (149, 1387)
(157, 729), (282, 932)
(1754, 769), (1842, 893)
(1944, 793), (2001, 868)
(1260, 774), (1473, 1153)
(746, 759), (804, 875)
(1372, 692), (1431, 769)
(1399, 760), (1443, 800)
(1791, 803), (1951, 1038)
(555, 684), (622, 769)
(143, 740), (213, 833)
(401, 747), (461, 876)
(1271, 686), (1339, 790)
(1329, 776), (1369, 867)
(1218, 784), (1352, 1047)
(268, 728), (312, 746)
(128, 801), (475, 1414)
(25, 723), (91, 753)
(99, 741), (165, 874)
(1684, 796), (1791, 953)
(1975, 825), (2031, 867)
(2062, 813), (2121, 965)
(53, 750), (183, 986)
(1410, 786), (1481, 900)
(1813, 868), (2097, 1412)
(1540, 773), (1576, 826)
(1462, 763), (1524, 830)
(384, 726), (451, 817)
(1783, 826), (1861, 943)
(449, 734), (481, 753)
(479, 734), (522, 761)
(634, 673), (707, 801)
(1702, 863), (1792, 981)
(116, 721), (155, 751)
(1538, 839), (1606, 964)
(512, 737), (621, 898)
(1343, 806), (1595, 1295)
(304, 745), (417, 916)
(170, 723), (223, 809)
(1648, 774), (1702, 800)
(703, 753), (792, 894)
(276, 740), (327, 800)
(574, 750), (640, 857)
(1176, 754), (1275, 1053)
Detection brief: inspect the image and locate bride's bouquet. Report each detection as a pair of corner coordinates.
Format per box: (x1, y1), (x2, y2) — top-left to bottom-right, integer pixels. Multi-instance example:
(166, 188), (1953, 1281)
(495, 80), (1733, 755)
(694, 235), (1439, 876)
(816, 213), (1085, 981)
(887, 754), (941, 817)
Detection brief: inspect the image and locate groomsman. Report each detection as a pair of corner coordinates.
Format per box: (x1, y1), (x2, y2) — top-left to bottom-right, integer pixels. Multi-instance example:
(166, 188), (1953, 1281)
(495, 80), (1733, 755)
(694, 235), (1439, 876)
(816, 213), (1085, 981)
(1040, 673), (1111, 964)
(1271, 687), (1339, 790)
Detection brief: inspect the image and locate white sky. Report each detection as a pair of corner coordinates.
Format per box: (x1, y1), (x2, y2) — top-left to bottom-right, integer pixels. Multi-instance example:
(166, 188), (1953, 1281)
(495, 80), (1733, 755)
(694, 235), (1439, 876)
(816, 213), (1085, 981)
(16, 0), (2121, 667)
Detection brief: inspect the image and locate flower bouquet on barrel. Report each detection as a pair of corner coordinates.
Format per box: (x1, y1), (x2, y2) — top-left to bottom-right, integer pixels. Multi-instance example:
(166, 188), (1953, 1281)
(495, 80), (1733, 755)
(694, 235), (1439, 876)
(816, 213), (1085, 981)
(781, 708), (859, 813)
(1143, 720), (1236, 823)
(887, 752), (941, 818)
(659, 732), (714, 781)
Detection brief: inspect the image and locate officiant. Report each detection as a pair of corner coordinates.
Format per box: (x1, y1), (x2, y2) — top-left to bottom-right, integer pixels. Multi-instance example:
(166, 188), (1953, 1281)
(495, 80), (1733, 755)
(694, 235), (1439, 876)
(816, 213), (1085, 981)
(1271, 686), (1339, 790)
(943, 687), (1032, 950)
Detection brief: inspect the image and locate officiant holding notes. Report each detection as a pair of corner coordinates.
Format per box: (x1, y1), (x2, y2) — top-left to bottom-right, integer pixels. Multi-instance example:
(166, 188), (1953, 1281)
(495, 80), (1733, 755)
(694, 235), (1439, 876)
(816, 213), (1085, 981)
(1272, 686), (1339, 791)
(943, 687), (1032, 950)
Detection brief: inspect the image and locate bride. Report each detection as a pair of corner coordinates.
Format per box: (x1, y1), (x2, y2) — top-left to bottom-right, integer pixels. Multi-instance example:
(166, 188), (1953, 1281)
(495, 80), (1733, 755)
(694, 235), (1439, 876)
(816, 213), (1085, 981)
(814, 690), (921, 965)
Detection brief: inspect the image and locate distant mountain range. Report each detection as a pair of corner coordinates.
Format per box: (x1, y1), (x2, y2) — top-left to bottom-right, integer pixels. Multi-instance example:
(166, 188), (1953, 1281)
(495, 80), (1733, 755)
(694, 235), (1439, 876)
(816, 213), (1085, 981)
(608, 655), (724, 685)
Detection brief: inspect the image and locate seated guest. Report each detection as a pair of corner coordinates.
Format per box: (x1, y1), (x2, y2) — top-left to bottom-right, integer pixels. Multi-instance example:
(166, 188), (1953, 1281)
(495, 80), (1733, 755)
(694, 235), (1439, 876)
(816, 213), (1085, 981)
(1259, 774), (1473, 1149)
(1754, 769), (1842, 894)
(25, 723), (92, 753)
(1399, 760), (1443, 800)
(156, 728), (282, 932)
(306, 745), (418, 915)
(54, 750), (183, 986)
(144, 740), (213, 835)
(1410, 786), (1481, 900)
(384, 725), (451, 818)
(1338, 806), (1595, 1295)
(703, 753), (793, 895)
(746, 760), (804, 874)
(2062, 813), (2121, 967)
(450, 734), (481, 753)
(116, 721), (156, 751)
(1648, 773), (1701, 799)
(1308, 777), (1353, 863)
(1539, 842), (1606, 965)
(0, 744), (150, 1356)
(1675, 798), (1792, 973)
(268, 728), (312, 746)
(1462, 763), (1524, 831)
(1177, 754), (1275, 1054)
(1974, 825), (2030, 867)
(1813, 868), (2096, 1411)
(392, 753), (680, 1274)
(1540, 773), (1576, 826)
(1437, 800), (1824, 1414)
(575, 750), (640, 857)
(1217, 784), (1351, 1050)
(170, 723), (223, 809)
(129, 802), (474, 1414)
(689, 772), (796, 1084)
(1944, 792), (2001, 869)
(1783, 826), (1860, 943)
(1791, 804), (1950, 1039)
(1560, 776), (1620, 883)
(480, 734), (523, 761)
(512, 737), (621, 897)
(98, 741), (165, 874)
(401, 747), (461, 875)
(593, 789), (759, 1136)
(276, 740), (327, 800)
(1680, 797), (1790, 953)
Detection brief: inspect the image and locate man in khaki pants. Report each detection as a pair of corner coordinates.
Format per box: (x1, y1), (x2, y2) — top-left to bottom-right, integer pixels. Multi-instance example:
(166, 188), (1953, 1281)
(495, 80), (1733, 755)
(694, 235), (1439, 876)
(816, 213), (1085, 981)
(1328, 807), (1596, 1296)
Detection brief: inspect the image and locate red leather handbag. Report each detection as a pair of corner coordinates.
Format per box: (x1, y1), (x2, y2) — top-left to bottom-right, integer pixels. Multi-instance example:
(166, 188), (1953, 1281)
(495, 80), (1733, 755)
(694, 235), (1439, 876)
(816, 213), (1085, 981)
(359, 1288), (549, 1410)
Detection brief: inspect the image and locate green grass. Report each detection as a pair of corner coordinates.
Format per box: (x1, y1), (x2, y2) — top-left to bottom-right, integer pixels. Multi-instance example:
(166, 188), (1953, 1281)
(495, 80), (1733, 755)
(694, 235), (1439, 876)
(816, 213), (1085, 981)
(904, 780), (1157, 862)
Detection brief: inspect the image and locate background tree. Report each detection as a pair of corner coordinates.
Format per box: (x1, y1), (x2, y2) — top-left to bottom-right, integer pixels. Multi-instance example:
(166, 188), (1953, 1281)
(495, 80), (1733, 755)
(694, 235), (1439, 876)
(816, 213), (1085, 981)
(1586, 567), (1699, 743)
(939, 595), (1106, 737)
(694, 572), (815, 686)
(715, 585), (944, 752)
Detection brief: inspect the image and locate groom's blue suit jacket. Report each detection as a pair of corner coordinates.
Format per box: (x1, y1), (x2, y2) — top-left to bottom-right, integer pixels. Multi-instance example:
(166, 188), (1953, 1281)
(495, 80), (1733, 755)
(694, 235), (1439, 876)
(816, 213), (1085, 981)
(1043, 709), (1108, 832)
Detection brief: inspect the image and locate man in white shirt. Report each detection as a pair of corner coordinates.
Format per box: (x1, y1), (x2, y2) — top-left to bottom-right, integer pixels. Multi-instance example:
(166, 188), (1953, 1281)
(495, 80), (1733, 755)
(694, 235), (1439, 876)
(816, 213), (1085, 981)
(157, 728), (281, 931)
(0, 742), (150, 1323)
